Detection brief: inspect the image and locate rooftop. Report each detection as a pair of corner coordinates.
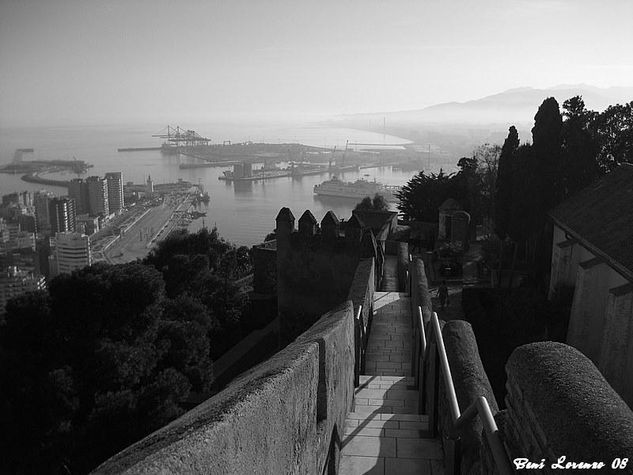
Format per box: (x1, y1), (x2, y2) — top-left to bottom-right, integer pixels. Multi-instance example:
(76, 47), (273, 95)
(549, 164), (633, 278)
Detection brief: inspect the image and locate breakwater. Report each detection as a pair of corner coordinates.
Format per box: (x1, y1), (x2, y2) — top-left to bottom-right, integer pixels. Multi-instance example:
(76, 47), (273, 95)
(21, 173), (70, 188)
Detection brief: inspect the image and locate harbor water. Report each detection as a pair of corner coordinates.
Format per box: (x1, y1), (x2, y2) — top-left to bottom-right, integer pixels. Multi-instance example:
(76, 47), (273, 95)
(0, 122), (422, 246)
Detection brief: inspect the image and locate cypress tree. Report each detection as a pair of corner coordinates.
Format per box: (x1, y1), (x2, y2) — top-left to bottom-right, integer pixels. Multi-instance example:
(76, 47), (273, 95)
(531, 97), (563, 215)
(495, 126), (519, 238)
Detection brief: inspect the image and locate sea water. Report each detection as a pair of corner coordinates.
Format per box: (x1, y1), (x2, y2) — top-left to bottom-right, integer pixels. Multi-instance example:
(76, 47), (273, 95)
(0, 121), (421, 246)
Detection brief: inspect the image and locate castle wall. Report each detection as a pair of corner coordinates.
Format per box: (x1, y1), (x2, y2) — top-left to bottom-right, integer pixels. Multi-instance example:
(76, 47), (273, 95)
(252, 241), (276, 295)
(497, 342), (633, 473)
(438, 320), (498, 475)
(93, 301), (356, 475)
(277, 232), (361, 340)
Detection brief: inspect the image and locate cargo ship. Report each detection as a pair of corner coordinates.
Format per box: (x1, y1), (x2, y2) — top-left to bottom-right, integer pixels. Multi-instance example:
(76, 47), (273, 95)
(313, 176), (400, 201)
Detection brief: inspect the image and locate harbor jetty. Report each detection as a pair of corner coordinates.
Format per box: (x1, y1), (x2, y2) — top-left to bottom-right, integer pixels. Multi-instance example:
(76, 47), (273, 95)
(117, 146), (162, 152)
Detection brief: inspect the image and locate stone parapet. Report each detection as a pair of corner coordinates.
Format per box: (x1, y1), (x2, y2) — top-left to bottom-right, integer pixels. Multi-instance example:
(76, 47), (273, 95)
(347, 258), (375, 385)
(396, 241), (408, 292)
(503, 342), (633, 473)
(439, 320), (499, 475)
(410, 257), (432, 325)
(93, 301), (355, 475)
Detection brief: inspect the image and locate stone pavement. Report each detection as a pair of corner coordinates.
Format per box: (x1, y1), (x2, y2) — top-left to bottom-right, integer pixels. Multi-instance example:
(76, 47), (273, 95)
(381, 255), (399, 292)
(340, 292), (445, 474)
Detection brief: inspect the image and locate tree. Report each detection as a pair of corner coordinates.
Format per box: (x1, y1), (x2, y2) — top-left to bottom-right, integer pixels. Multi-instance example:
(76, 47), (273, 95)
(591, 101), (633, 173)
(495, 126), (520, 238)
(354, 193), (390, 212)
(473, 143), (501, 227)
(532, 97), (563, 214)
(0, 262), (215, 473)
(560, 96), (600, 197)
(397, 170), (462, 222)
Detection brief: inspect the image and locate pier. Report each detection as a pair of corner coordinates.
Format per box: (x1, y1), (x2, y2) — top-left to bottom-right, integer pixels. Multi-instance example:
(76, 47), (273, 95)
(117, 147), (162, 152)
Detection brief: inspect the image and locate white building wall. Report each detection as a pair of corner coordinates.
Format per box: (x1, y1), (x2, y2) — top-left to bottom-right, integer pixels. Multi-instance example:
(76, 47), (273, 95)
(55, 232), (92, 275)
(598, 285), (633, 407)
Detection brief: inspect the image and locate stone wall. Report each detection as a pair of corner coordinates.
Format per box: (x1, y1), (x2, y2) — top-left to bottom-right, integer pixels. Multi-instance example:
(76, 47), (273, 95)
(252, 240), (277, 295)
(438, 320), (499, 475)
(396, 241), (409, 292)
(500, 342), (633, 474)
(347, 258), (375, 385)
(277, 231), (361, 339)
(93, 301), (356, 475)
(347, 258), (375, 335)
(410, 257), (432, 325)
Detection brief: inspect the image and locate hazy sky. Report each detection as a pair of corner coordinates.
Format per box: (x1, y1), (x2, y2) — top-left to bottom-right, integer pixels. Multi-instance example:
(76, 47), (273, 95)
(1, 0), (632, 126)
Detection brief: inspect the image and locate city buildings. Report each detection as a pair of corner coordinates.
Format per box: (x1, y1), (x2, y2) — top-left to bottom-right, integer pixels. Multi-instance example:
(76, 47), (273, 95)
(0, 266), (46, 317)
(105, 172), (124, 214)
(86, 176), (110, 216)
(34, 190), (54, 236)
(69, 178), (89, 215)
(49, 197), (77, 234)
(50, 232), (92, 276)
(76, 214), (100, 235)
(146, 175), (154, 194)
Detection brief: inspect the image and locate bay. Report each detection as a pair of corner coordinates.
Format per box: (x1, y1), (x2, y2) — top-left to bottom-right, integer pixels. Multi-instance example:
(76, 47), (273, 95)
(0, 121), (419, 246)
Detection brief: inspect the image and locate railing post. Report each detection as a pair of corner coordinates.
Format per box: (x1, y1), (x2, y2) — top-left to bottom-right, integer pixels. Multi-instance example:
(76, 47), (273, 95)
(354, 305), (363, 388)
(354, 317), (360, 387)
(417, 343), (425, 414)
(427, 341), (439, 437)
(411, 324), (419, 380)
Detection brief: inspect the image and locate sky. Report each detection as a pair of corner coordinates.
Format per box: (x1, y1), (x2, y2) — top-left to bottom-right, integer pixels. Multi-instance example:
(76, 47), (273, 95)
(1, 0), (632, 126)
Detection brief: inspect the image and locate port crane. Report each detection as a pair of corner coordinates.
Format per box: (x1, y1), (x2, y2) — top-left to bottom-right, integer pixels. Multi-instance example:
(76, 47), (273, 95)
(152, 125), (211, 150)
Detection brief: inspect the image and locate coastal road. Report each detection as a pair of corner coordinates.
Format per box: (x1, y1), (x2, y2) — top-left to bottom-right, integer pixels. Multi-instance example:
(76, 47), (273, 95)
(104, 198), (187, 264)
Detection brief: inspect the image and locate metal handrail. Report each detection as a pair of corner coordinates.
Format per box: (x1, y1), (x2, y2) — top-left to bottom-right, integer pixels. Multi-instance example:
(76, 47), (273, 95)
(418, 309), (513, 475)
(417, 306), (426, 359)
(354, 305), (364, 387)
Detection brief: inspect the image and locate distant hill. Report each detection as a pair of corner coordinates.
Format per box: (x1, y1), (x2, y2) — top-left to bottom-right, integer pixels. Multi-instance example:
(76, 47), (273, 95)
(339, 85), (633, 127)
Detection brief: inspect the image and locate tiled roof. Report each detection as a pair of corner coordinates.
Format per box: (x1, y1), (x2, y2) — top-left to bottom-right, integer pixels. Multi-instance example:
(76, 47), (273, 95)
(549, 164), (633, 278)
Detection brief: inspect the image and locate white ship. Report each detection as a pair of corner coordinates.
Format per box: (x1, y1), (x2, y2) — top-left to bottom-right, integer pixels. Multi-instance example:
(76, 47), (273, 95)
(313, 176), (400, 201)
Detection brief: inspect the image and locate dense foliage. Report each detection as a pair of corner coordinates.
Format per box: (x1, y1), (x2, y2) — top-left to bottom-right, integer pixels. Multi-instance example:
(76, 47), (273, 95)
(396, 145), (499, 224)
(493, 96), (633, 283)
(0, 228), (254, 473)
(354, 194), (390, 212)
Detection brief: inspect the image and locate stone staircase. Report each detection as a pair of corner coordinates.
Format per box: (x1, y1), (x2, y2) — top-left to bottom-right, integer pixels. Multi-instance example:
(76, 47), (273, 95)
(339, 292), (444, 475)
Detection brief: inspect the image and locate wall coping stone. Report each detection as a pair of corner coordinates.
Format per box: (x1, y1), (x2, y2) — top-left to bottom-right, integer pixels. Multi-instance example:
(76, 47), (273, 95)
(506, 342), (633, 463)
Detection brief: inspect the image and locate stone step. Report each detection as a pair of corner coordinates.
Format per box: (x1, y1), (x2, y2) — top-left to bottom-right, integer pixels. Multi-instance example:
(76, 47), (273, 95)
(340, 413), (444, 474)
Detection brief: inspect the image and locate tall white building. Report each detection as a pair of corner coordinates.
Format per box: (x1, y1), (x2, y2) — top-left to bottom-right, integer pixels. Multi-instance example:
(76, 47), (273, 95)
(0, 266), (46, 317)
(105, 172), (124, 214)
(86, 176), (110, 216)
(52, 232), (92, 276)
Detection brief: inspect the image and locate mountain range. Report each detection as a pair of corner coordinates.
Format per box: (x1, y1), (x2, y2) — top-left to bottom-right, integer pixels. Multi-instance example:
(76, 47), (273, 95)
(339, 85), (633, 127)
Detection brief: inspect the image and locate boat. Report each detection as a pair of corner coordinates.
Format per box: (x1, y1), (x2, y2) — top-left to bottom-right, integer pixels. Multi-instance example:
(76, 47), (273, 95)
(313, 176), (400, 201)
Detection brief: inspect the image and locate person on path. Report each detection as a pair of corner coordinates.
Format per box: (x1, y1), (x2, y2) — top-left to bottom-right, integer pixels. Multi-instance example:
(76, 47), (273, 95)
(437, 280), (449, 310)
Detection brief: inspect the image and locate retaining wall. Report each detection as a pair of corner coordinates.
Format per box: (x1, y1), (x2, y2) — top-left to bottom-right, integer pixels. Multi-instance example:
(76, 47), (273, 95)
(93, 301), (356, 475)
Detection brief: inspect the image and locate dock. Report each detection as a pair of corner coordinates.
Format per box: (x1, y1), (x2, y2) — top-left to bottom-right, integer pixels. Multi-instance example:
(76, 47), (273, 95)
(218, 165), (360, 182)
(117, 147), (162, 152)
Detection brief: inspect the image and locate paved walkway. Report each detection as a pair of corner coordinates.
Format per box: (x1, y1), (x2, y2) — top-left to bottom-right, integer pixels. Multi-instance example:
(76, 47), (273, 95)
(340, 292), (444, 474)
(381, 255), (399, 292)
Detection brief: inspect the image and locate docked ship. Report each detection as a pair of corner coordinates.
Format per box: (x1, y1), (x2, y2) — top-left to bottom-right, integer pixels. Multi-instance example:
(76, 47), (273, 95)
(313, 176), (400, 201)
